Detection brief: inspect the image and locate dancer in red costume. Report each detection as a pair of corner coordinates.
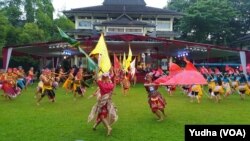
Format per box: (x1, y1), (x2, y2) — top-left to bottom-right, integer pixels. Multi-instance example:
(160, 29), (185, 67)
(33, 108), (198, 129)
(144, 73), (166, 121)
(88, 72), (118, 136)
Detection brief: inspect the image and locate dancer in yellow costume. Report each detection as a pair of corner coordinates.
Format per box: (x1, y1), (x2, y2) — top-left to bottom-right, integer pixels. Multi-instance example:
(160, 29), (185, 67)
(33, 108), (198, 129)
(190, 84), (203, 103)
(62, 68), (75, 94)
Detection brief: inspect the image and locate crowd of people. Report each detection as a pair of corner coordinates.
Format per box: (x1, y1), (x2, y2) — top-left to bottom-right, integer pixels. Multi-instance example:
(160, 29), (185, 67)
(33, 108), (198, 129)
(1, 62), (250, 136)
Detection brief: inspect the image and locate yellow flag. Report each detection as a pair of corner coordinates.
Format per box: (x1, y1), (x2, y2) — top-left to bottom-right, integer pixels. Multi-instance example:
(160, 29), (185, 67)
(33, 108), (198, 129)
(125, 46), (132, 71)
(89, 34), (111, 74)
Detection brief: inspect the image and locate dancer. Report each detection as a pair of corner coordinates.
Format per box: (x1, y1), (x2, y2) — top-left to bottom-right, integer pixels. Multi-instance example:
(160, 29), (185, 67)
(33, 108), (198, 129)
(222, 74), (232, 98)
(120, 72), (130, 95)
(88, 72), (118, 136)
(62, 68), (74, 94)
(237, 74), (250, 100)
(26, 67), (34, 86)
(212, 75), (224, 103)
(35, 69), (45, 98)
(144, 73), (166, 121)
(37, 69), (56, 105)
(189, 84), (203, 103)
(73, 68), (85, 100)
(1, 68), (21, 99)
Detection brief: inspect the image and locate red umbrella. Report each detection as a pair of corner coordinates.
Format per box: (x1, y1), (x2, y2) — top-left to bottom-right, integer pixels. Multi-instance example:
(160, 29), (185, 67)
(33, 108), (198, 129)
(161, 70), (207, 85)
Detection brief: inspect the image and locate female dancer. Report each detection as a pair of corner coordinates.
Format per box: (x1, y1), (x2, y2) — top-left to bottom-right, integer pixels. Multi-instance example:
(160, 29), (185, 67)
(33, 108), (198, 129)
(144, 73), (166, 121)
(212, 75), (224, 103)
(26, 67), (34, 86)
(62, 68), (74, 94)
(2, 68), (21, 99)
(35, 69), (45, 98)
(222, 74), (232, 98)
(88, 72), (118, 136)
(120, 72), (130, 96)
(189, 84), (203, 103)
(73, 68), (85, 99)
(237, 75), (250, 100)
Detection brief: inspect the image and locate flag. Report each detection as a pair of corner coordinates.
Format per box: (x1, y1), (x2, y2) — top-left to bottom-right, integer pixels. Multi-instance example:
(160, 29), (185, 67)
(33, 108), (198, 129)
(214, 67), (221, 75)
(57, 27), (97, 71)
(89, 33), (111, 74)
(200, 66), (209, 74)
(125, 46), (132, 71)
(247, 64), (250, 73)
(114, 53), (120, 70)
(183, 57), (197, 71)
(130, 58), (136, 78)
(225, 65), (234, 74)
(208, 68), (214, 74)
(57, 27), (80, 47)
(78, 47), (97, 71)
(122, 52), (126, 69)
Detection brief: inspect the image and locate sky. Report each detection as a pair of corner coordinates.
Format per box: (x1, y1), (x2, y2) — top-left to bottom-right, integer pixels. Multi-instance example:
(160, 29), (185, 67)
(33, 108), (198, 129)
(52, 0), (169, 17)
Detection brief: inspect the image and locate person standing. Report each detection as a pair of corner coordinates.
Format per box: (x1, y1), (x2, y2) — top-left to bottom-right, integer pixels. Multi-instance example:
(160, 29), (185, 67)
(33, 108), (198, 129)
(88, 72), (118, 136)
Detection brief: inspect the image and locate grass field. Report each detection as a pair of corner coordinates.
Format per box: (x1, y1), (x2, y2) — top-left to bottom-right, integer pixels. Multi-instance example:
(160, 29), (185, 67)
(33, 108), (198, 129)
(0, 83), (250, 141)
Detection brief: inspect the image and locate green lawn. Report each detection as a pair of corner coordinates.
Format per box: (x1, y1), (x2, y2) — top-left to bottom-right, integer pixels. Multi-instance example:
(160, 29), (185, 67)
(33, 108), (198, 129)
(0, 83), (250, 141)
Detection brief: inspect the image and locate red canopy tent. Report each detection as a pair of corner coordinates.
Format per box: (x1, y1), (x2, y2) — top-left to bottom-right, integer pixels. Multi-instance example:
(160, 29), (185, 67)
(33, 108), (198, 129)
(2, 34), (250, 80)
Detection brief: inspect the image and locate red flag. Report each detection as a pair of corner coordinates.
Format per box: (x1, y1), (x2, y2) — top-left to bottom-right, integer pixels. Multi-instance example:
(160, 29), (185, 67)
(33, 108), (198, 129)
(183, 57), (197, 71)
(200, 66), (209, 74)
(247, 64), (250, 73)
(214, 67), (221, 75)
(169, 62), (182, 76)
(114, 54), (120, 69)
(239, 65), (243, 72)
(225, 65), (235, 74)
(208, 68), (214, 74)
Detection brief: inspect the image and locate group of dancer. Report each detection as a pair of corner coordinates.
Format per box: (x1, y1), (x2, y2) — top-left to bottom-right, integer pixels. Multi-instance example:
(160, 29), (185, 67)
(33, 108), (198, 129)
(3, 60), (250, 137)
(36, 67), (92, 104)
(145, 57), (250, 104)
(0, 66), (34, 99)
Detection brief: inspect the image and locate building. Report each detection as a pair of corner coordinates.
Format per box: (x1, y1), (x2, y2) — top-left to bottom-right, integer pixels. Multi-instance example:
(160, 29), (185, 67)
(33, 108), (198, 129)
(63, 0), (182, 39)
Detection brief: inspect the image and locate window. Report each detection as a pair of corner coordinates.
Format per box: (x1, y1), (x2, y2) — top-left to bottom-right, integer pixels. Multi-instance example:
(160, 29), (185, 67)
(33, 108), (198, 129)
(78, 21), (92, 29)
(156, 21), (171, 31)
(108, 27), (124, 32)
(125, 28), (142, 33)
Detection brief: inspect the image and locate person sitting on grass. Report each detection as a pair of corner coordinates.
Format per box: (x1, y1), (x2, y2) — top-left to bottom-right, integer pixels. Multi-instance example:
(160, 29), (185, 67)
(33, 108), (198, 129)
(144, 73), (166, 122)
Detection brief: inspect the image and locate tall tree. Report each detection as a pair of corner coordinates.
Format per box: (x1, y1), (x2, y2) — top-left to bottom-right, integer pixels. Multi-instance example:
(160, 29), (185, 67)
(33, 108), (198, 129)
(0, 11), (9, 47)
(4, 0), (23, 26)
(229, 0), (250, 36)
(19, 23), (45, 44)
(35, 0), (54, 40)
(24, 0), (35, 23)
(167, 0), (238, 45)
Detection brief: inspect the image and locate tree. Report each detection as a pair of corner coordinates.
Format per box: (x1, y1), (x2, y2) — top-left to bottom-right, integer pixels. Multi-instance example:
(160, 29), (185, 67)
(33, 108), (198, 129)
(167, 0), (238, 45)
(52, 15), (75, 40)
(18, 23), (45, 44)
(3, 0), (23, 26)
(35, 0), (54, 41)
(0, 11), (9, 47)
(229, 0), (250, 37)
(24, 0), (35, 23)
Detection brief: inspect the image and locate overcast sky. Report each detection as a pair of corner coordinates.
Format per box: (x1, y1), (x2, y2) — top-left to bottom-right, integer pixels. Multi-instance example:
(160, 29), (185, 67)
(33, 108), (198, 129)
(53, 0), (169, 17)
